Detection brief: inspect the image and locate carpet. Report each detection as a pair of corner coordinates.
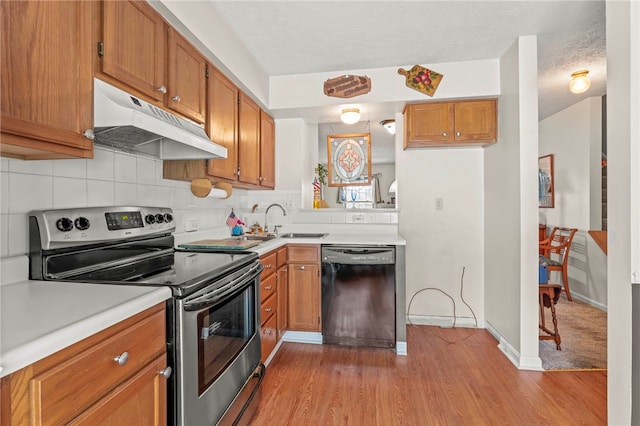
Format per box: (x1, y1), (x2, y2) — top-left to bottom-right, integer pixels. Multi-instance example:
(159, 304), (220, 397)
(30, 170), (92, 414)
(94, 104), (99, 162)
(539, 293), (607, 370)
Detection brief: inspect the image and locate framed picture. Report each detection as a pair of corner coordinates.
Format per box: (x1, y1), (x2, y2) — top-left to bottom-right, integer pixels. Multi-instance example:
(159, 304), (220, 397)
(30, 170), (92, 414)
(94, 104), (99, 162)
(538, 154), (554, 208)
(327, 133), (371, 187)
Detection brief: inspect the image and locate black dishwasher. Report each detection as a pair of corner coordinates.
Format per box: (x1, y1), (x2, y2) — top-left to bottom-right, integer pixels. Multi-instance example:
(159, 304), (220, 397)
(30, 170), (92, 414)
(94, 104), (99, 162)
(321, 245), (395, 348)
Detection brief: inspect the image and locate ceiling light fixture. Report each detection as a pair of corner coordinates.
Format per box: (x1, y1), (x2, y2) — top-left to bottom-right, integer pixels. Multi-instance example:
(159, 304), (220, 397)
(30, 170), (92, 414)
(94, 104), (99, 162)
(380, 119), (396, 135)
(569, 70), (591, 94)
(340, 108), (360, 124)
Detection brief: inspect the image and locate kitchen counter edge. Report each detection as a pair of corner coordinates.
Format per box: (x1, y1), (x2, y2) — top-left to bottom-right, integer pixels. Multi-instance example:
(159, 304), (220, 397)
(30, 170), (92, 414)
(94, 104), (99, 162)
(0, 281), (172, 378)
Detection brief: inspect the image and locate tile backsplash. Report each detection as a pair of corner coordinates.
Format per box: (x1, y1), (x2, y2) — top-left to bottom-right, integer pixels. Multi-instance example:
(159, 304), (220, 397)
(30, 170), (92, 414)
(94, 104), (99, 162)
(0, 147), (245, 257)
(0, 147), (398, 259)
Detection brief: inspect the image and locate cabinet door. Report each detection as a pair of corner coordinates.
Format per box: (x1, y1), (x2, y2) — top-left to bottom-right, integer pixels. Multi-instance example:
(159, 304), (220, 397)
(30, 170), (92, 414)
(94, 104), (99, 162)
(1, 1), (93, 159)
(101, 0), (166, 102)
(454, 99), (497, 142)
(288, 263), (320, 331)
(260, 314), (277, 363)
(277, 265), (289, 339)
(259, 110), (276, 188)
(403, 102), (454, 148)
(68, 355), (168, 426)
(167, 28), (207, 124)
(238, 93), (261, 185)
(206, 67), (239, 180)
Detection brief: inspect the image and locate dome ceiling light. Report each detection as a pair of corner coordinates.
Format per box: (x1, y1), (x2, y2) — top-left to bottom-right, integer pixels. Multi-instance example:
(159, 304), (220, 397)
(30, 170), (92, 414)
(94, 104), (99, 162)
(340, 108), (360, 124)
(380, 119), (396, 135)
(569, 70), (591, 94)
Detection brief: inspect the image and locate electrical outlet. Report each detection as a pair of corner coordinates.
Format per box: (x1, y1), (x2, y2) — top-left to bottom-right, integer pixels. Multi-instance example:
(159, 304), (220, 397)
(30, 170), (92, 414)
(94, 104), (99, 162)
(435, 197), (444, 210)
(284, 200), (293, 208)
(185, 219), (199, 232)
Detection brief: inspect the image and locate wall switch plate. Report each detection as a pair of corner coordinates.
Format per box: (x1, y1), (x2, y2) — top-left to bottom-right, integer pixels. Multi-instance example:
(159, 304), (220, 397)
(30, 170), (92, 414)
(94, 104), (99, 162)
(435, 197), (444, 210)
(185, 219), (199, 232)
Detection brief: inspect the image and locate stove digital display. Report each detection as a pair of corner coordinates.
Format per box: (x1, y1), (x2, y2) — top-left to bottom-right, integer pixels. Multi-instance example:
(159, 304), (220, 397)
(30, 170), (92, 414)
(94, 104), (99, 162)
(105, 211), (144, 230)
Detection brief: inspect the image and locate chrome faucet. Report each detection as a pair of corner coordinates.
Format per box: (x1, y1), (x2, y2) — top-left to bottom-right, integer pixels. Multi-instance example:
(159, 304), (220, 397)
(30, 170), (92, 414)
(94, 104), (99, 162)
(264, 203), (287, 233)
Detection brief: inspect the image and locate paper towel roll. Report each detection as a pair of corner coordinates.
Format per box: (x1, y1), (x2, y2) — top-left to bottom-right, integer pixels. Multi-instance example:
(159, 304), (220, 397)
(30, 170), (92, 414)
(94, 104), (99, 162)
(190, 179), (232, 199)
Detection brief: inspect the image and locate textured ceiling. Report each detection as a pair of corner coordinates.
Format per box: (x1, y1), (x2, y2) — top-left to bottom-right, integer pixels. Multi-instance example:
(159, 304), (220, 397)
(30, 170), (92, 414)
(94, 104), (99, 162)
(209, 0), (606, 163)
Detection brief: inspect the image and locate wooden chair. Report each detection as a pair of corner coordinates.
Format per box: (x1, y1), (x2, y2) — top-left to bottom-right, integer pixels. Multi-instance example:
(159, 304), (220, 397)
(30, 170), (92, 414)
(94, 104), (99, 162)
(539, 227), (578, 301)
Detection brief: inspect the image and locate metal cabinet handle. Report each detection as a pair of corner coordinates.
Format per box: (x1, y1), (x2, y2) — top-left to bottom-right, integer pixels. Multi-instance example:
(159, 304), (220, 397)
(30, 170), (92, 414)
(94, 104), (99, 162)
(172, 95), (181, 102)
(265, 264), (272, 269)
(265, 285), (273, 291)
(159, 366), (172, 379)
(157, 85), (167, 94)
(113, 351), (129, 366)
(300, 266), (305, 270)
(83, 129), (94, 140)
(442, 132), (448, 137)
(456, 131), (461, 137)
(264, 329), (272, 335)
(259, 176), (264, 182)
(265, 307), (272, 313)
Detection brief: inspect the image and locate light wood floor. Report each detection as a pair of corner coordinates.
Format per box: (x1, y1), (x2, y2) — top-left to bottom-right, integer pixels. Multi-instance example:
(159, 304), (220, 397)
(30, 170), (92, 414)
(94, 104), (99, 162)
(249, 325), (606, 425)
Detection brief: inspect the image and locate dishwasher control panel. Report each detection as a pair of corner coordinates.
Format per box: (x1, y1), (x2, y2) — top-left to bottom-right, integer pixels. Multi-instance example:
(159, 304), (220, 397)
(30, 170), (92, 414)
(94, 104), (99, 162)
(321, 245), (395, 265)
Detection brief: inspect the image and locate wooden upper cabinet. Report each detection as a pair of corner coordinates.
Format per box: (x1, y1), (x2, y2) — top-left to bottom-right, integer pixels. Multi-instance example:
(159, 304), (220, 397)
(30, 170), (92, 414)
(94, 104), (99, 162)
(238, 92), (261, 185)
(259, 111), (276, 188)
(167, 28), (207, 124)
(404, 102), (454, 145)
(404, 99), (497, 148)
(206, 67), (239, 181)
(100, 0), (166, 102)
(453, 100), (497, 142)
(0, 1), (94, 160)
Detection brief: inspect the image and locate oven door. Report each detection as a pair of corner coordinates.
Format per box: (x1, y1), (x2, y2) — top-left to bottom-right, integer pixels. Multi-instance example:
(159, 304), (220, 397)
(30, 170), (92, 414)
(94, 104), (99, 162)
(175, 262), (262, 426)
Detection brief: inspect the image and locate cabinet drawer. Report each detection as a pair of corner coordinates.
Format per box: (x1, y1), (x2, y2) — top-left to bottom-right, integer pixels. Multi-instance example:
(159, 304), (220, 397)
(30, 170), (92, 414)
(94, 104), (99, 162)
(260, 314), (277, 363)
(260, 251), (277, 279)
(260, 292), (277, 325)
(29, 309), (166, 425)
(287, 245), (319, 263)
(260, 272), (276, 304)
(276, 246), (287, 268)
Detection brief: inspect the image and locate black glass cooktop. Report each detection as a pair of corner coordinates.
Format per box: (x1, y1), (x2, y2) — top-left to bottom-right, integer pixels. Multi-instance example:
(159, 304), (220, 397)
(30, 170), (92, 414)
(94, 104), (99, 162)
(56, 250), (258, 297)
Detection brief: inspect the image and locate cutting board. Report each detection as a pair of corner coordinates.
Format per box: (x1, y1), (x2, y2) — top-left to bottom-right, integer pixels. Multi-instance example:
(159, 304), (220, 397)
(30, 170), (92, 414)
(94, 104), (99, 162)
(178, 238), (260, 250)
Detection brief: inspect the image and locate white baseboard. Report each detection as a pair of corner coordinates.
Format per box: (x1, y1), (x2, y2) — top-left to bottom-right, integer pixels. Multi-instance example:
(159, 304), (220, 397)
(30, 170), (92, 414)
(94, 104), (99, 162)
(406, 314), (485, 329)
(485, 321), (543, 371)
(571, 293), (607, 312)
(281, 331), (323, 344)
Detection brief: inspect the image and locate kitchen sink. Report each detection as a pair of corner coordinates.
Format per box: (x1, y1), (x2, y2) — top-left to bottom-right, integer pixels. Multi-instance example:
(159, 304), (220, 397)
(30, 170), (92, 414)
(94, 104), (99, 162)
(279, 233), (328, 239)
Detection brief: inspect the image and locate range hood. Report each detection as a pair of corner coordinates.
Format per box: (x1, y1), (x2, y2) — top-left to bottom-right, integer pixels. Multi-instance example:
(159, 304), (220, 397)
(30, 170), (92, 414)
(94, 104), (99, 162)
(93, 79), (227, 160)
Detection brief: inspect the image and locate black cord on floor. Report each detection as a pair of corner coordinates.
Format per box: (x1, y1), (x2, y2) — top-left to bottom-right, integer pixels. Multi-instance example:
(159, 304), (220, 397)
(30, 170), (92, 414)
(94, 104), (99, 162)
(406, 266), (479, 344)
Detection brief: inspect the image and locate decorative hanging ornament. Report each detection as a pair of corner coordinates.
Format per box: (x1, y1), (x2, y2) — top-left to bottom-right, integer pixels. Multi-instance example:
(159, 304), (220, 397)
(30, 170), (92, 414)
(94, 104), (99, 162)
(398, 65), (443, 97)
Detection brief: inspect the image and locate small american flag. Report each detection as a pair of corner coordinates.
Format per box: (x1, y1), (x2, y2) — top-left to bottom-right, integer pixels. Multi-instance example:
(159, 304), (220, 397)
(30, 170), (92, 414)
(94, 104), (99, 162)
(226, 210), (239, 228)
(313, 177), (321, 191)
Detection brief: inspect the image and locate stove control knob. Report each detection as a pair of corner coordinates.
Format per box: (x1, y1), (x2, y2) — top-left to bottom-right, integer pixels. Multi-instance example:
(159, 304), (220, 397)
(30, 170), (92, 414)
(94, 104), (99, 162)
(164, 213), (173, 223)
(145, 214), (156, 225)
(56, 217), (74, 232)
(74, 216), (90, 231)
(155, 214), (165, 224)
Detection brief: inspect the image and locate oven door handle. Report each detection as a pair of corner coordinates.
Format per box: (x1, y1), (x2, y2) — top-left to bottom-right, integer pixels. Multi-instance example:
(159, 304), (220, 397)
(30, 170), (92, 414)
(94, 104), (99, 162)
(183, 263), (262, 311)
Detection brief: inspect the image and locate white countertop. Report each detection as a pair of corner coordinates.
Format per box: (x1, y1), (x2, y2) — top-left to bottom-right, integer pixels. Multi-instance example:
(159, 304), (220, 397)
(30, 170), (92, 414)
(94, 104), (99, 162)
(0, 280), (171, 378)
(0, 230), (404, 378)
(251, 233), (406, 256)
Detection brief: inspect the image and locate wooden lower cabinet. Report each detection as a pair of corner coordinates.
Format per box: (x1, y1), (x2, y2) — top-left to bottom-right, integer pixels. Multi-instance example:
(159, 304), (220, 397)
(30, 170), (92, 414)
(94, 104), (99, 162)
(287, 245), (321, 332)
(0, 303), (168, 425)
(276, 246), (289, 340)
(260, 311), (277, 363)
(259, 250), (278, 363)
